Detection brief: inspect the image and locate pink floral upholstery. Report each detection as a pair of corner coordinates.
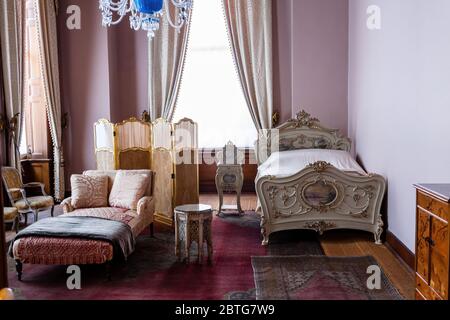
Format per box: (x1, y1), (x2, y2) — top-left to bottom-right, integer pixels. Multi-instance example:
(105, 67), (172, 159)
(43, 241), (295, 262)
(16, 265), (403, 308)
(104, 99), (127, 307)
(13, 170), (155, 266)
(64, 207), (133, 223)
(13, 208), (137, 265)
(15, 237), (114, 265)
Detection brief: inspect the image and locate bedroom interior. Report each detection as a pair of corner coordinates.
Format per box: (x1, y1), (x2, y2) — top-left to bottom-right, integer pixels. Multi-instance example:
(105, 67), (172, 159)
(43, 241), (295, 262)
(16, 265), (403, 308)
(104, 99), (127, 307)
(0, 0), (449, 306)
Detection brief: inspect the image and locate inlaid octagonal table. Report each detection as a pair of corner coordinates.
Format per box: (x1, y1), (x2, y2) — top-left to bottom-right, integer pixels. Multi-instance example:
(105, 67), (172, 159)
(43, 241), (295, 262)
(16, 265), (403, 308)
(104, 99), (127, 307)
(174, 204), (213, 265)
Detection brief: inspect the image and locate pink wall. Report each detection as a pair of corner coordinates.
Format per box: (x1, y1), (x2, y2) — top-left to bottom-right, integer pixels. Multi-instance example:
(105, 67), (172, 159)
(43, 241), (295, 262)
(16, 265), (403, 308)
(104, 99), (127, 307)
(349, 0), (450, 251)
(58, 0), (111, 180)
(291, 0), (349, 133)
(273, 0), (292, 123)
(109, 22), (149, 122)
(58, 0), (149, 185)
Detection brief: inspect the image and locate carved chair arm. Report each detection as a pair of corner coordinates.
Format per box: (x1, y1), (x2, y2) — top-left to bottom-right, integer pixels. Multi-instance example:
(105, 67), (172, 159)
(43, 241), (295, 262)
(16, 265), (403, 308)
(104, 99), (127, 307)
(61, 197), (74, 213)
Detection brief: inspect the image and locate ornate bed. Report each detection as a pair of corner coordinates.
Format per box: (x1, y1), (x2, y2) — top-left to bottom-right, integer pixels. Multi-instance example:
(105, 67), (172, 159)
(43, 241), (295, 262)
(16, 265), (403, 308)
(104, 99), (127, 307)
(255, 111), (386, 245)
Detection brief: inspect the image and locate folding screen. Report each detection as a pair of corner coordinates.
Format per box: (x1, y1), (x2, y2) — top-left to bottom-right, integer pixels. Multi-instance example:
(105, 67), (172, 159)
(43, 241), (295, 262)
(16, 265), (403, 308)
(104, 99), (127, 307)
(114, 118), (152, 170)
(152, 118), (175, 226)
(94, 119), (115, 171)
(173, 118), (199, 207)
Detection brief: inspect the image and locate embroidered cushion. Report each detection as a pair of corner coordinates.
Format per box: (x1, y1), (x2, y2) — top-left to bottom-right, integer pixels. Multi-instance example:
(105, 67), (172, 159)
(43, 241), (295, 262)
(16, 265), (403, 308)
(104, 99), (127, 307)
(71, 175), (109, 209)
(109, 171), (151, 210)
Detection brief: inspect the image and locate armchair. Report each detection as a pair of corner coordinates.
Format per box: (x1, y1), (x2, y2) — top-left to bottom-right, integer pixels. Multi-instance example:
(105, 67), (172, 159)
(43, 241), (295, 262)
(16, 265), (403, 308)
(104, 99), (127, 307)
(1, 167), (54, 225)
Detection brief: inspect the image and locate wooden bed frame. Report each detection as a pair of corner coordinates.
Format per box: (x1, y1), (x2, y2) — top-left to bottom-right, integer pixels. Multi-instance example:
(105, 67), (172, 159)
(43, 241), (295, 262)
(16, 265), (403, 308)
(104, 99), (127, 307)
(255, 111), (386, 245)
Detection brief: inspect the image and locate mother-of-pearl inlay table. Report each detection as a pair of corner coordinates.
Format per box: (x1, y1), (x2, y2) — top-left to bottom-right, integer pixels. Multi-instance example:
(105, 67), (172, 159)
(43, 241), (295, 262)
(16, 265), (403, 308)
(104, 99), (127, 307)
(174, 204), (213, 264)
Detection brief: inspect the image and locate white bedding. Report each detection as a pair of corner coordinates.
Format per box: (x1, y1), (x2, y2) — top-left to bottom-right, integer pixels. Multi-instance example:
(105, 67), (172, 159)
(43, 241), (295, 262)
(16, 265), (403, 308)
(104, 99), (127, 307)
(256, 149), (366, 180)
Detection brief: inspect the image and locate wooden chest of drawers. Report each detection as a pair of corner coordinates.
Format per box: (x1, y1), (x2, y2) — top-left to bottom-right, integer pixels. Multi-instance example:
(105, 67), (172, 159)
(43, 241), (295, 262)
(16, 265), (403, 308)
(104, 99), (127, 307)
(414, 184), (450, 300)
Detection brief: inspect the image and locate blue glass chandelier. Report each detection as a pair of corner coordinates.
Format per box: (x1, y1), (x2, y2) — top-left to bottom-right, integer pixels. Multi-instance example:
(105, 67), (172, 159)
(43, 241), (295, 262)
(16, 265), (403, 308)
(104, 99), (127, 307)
(99, 0), (193, 39)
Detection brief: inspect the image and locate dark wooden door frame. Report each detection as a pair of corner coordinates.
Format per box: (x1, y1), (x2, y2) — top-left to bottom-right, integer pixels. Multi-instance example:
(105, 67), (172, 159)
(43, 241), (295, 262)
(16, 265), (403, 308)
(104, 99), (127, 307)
(0, 168), (8, 289)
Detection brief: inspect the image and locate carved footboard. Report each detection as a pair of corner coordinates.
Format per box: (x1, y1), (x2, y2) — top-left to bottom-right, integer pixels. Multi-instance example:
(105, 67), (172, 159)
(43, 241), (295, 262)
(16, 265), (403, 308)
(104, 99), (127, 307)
(256, 161), (386, 245)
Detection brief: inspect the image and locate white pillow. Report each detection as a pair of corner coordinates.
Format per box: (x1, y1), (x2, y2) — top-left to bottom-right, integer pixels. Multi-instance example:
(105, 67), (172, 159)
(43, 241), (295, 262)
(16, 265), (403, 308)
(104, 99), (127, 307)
(109, 171), (151, 210)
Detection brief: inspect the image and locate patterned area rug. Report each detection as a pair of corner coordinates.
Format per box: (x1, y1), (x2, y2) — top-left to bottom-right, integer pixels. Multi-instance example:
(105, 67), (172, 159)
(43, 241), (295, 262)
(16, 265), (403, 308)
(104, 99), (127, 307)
(252, 256), (404, 300)
(221, 211), (323, 300)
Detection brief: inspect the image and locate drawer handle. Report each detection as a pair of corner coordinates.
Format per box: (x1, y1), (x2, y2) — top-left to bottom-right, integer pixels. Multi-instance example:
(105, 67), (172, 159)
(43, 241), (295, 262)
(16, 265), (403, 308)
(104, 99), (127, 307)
(425, 237), (435, 247)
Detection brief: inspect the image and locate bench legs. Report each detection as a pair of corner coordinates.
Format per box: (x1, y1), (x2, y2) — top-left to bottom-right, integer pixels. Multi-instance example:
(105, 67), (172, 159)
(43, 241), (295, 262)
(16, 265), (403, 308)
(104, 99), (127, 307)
(12, 216), (19, 233)
(15, 259), (116, 282)
(15, 260), (23, 281)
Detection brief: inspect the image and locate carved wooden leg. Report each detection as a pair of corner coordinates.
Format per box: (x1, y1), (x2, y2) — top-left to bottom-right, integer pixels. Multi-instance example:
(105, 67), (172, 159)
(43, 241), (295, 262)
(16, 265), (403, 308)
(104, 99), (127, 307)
(261, 233), (270, 246)
(261, 216), (269, 246)
(374, 217), (384, 245)
(50, 206), (55, 217)
(175, 215), (180, 261)
(16, 260), (23, 281)
(198, 219), (204, 264)
(13, 216), (19, 233)
(217, 190), (224, 216)
(237, 190), (243, 214)
(374, 232), (383, 245)
(184, 220), (190, 264)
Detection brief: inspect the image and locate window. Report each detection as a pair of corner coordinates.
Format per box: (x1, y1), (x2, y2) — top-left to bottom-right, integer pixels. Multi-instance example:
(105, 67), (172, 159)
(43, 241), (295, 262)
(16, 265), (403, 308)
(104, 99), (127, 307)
(19, 0), (49, 158)
(173, 0), (256, 148)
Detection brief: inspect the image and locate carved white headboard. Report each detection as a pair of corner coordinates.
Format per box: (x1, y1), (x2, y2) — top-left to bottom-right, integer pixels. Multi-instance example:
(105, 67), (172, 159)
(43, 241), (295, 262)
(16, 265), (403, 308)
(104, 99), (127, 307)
(255, 110), (352, 165)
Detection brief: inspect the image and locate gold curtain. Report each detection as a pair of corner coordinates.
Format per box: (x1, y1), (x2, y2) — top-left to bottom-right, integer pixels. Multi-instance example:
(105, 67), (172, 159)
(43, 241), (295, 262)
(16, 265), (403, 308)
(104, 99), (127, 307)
(148, 2), (193, 121)
(34, 0), (65, 200)
(0, 0), (24, 169)
(223, 0), (274, 130)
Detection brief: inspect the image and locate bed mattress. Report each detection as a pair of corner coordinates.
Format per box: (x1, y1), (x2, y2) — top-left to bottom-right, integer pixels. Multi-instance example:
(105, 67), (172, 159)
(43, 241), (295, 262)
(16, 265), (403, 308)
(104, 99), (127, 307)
(256, 149), (367, 181)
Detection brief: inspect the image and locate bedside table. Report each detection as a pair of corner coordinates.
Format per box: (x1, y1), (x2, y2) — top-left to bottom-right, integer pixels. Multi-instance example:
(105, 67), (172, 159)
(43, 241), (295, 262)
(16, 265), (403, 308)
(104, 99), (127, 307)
(215, 164), (244, 215)
(174, 204), (213, 265)
(215, 142), (245, 216)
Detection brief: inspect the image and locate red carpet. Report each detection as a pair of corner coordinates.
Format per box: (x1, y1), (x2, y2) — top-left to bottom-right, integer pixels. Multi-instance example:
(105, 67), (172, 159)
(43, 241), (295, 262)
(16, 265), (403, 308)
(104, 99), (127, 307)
(8, 213), (322, 300)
